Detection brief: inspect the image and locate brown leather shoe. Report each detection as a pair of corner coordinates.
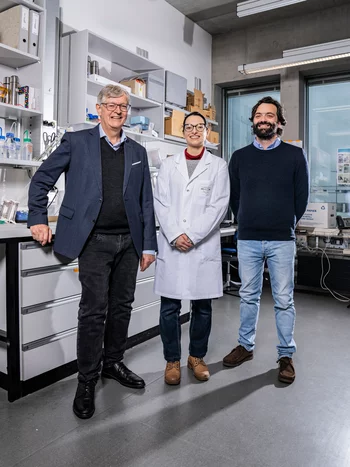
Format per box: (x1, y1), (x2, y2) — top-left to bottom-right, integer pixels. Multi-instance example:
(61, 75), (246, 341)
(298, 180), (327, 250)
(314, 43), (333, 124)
(164, 361), (181, 385)
(278, 357), (295, 384)
(223, 345), (253, 367)
(187, 356), (210, 381)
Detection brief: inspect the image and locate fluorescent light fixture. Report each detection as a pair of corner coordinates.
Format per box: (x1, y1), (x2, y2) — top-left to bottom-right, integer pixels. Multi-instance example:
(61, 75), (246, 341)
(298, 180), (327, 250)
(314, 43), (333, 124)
(238, 38), (350, 74)
(237, 0), (307, 17)
(313, 105), (350, 113)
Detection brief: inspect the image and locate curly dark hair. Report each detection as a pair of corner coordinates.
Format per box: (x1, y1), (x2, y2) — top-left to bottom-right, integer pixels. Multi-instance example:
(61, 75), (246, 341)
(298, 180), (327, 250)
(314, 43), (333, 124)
(249, 96), (286, 137)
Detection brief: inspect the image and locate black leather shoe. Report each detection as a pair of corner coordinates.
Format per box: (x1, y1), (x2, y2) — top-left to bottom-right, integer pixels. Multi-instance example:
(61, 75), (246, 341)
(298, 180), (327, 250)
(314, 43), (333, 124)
(73, 380), (96, 419)
(102, 362), (145, 389)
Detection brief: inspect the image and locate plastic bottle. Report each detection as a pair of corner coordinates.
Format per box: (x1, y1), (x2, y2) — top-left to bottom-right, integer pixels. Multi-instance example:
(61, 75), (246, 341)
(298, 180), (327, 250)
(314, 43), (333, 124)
(4, 132), (15, 159)
(22, 130), (33, 161)
(14, 137), (21, 159)
(0, 128), (5, 158)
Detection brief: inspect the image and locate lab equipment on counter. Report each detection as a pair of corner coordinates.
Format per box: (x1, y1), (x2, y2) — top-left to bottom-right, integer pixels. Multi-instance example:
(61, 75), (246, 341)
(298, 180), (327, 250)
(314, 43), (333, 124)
(43, 131), (56, 150)
(0, 199), (19, 223)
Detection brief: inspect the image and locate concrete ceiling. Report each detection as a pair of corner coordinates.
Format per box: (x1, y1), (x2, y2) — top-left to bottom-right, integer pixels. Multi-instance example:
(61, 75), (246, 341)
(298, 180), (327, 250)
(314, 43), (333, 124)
(165, 0), (350, 35)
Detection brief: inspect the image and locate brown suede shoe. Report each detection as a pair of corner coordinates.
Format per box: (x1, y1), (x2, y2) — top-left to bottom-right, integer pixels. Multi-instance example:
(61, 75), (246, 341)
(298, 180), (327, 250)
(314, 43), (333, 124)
(278, 357), (295, 384)
(222, 345), (254, 367)
(164, 361), (181, 385)
(187, 356), (210, 381)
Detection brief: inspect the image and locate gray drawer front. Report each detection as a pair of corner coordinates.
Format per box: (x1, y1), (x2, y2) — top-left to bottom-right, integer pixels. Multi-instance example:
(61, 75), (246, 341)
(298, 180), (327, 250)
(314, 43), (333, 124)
(21, 329), (77, 381)
(21, 296), (80, 344)
(133, 278), (158, 309)
(20, 242), (76, 270)
(136, 261), (155, 281)
(21, 266), (81, 308)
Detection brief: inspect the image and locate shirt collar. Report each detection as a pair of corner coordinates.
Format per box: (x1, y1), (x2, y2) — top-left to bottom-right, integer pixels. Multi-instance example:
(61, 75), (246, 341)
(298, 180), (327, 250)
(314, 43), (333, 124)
(253, 137), (281, 151)
(99, 124), (127, 148)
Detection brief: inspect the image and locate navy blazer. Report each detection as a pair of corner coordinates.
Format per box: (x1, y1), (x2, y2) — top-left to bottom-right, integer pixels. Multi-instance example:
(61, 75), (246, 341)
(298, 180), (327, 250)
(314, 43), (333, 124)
(28, 125), (157, 260)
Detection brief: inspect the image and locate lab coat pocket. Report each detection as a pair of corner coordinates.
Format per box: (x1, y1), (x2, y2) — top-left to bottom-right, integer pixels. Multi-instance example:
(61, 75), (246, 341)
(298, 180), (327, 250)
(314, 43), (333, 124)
(195, 181), (212, 206)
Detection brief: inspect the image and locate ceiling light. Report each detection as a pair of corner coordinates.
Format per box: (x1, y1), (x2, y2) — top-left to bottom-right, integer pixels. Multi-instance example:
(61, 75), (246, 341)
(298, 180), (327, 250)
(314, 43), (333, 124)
(313, 105), (350, 113)
(237, 0), (307, 17)
(238, 38), (350, 74)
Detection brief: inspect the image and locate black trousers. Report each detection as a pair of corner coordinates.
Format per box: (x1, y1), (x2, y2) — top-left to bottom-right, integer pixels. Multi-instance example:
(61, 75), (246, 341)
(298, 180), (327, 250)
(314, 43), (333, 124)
(77, 233), (139, 382)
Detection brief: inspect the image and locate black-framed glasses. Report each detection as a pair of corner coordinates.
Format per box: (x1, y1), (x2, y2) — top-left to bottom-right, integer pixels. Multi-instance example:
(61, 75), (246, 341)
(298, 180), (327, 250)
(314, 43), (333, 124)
(183, 123), (207, 132)
(101, 103), (131, 112)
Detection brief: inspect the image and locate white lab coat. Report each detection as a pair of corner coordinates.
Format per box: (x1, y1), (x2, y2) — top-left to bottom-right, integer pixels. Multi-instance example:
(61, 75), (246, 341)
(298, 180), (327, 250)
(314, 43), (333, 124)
(154, 150), (230, 300)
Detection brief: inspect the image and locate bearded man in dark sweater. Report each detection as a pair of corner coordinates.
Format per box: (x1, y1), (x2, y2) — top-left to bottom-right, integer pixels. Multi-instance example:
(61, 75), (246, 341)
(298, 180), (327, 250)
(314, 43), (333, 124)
(222, 96), (309, 384)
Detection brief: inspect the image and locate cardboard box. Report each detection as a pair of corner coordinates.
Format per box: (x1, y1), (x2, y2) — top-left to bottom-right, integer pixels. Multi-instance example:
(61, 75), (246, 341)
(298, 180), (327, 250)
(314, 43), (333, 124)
(207, 131), (219, 144)
(203, 105), (216, 121)
(194, 89), (204, 109)
(298, 203), (336, 228)
(164, 109), (185, 138)
(119, 78), (146, 98)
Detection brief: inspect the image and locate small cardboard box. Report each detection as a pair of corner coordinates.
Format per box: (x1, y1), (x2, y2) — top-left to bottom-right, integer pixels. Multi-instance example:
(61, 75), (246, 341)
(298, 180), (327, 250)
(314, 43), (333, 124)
(298, 203), (337, 228)
(207, 131), (219, 144)
(193, 89), (204, 109)
(164, 109), (185, 138)
(119, 78), (146, 98)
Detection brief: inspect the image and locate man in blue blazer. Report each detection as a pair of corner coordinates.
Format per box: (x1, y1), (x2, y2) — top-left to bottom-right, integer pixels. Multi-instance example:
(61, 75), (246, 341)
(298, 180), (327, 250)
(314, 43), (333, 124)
(28, 85), (157, 419)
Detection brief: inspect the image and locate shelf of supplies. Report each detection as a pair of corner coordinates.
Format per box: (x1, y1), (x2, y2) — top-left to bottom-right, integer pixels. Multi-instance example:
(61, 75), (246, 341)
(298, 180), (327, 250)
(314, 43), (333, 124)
(87, 79), (161, 109)
(0, 102), (42, 119)
(70, 121), (162, 143)
(0, 158), (41, 168)
(163, 134), (219, 150)
(164, 102), (218, 126)
(0, 0), (44, 13)
(86, 30), (162, 72)
(0, 43), (40, 68)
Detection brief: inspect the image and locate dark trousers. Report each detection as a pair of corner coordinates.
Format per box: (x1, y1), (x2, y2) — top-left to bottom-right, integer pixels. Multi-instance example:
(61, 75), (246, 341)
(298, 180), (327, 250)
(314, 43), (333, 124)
(160, 296), (212, 362)
(77, 233), (139, 382)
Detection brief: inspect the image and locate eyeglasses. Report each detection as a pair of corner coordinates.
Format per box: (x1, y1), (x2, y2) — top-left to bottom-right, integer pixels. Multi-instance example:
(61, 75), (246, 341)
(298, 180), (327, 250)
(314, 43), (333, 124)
(101, 103), (131, 112)
(183, 123), (207, 132)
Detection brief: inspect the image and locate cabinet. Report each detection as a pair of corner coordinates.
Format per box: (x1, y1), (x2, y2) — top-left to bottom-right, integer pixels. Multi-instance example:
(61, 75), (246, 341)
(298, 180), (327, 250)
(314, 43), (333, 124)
(60, 29), (165, 144)
(0, 0), (46, 162)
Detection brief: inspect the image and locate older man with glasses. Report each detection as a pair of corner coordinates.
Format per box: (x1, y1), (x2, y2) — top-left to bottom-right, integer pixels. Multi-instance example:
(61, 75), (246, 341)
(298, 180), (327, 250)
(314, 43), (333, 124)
(28, 85), (157, 419)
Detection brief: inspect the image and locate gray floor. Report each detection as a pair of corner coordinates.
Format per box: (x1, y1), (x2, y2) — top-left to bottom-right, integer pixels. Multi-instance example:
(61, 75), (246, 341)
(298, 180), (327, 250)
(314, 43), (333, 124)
(1, 291), (350, 467)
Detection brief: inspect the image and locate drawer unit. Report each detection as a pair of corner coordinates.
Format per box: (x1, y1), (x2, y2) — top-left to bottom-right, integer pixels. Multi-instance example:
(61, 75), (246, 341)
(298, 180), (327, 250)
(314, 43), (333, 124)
(133, 277), (158, 309)
(136, 261), (155, 281)
(20, 242), (75, 270)
(129, 301), (160, 337)
(21, 329), (77, 381)
(0, 344), (7, 374)
(21, 265), (81, 308)
(21, 295), (80, 344)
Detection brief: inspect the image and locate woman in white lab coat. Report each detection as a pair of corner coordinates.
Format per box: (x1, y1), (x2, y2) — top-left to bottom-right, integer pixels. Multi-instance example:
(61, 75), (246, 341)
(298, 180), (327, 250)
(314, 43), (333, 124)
(154, 111), (230, 385)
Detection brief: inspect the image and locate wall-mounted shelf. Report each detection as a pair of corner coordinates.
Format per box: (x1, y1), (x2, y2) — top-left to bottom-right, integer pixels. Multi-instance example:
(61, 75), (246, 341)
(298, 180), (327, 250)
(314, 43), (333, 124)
(87, 79), (161, 109)
(0, 158), (41, 168)
(0, 43), (40, 69)
(164, 102), (218, 126)
(0, 0), (44, 14)
(0, 102), (42, 120)
(71, 121), (162, 143)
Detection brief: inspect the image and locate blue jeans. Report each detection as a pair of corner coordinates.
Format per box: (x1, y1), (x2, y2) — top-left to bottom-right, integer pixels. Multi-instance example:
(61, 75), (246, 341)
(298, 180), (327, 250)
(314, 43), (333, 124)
(160, 297), (212, 362)
(237, 240), (296, 359)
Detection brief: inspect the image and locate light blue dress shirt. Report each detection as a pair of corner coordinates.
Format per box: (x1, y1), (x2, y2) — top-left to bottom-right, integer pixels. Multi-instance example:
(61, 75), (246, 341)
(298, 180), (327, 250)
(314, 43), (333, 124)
(253, 137), (281, 150)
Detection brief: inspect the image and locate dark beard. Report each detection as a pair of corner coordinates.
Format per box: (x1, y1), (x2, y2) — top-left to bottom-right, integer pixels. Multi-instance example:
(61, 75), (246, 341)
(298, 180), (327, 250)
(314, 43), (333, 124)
(252, 122), (277, 140)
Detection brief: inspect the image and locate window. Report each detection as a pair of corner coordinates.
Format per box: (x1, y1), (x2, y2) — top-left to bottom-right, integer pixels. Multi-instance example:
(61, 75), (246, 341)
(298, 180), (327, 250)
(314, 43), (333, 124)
(307, 76), (350, 214)
(224, 86), (280, 161)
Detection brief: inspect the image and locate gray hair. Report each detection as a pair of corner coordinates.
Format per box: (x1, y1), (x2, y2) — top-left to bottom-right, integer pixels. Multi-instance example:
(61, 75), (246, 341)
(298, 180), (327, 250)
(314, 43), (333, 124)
(97, 84), (130, 105)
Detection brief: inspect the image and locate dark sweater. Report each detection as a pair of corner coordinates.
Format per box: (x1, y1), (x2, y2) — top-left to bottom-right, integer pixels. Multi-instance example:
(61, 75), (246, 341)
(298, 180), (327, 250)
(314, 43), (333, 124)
(229, 141), (309, 241)
(94, 139), (129, 234)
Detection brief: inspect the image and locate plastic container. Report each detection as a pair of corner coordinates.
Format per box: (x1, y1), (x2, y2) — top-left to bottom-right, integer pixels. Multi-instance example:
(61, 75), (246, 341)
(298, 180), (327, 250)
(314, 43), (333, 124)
(0, 136), (5, 158)
(4, 133), (15, 159)
(14, 137), (21, 159)
(22, 130), (33, 161)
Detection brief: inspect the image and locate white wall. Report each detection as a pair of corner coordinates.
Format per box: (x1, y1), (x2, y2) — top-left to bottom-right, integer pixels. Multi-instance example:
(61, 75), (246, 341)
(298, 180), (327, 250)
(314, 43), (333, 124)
(59, 0), (213, 101)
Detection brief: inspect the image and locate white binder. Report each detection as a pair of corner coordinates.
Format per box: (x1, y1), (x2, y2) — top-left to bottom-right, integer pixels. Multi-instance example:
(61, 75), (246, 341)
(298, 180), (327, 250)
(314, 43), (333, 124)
(29, 10), (40, 56)
(0, 5), (29, 53)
